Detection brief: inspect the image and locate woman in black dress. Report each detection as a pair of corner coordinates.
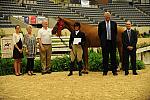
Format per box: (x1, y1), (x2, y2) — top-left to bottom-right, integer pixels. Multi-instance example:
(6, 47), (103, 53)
(13, 25), (24, 76)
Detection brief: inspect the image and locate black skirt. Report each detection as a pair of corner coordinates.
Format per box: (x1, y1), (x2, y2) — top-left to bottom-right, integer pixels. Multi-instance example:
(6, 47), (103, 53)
(13, 39), (23, 59)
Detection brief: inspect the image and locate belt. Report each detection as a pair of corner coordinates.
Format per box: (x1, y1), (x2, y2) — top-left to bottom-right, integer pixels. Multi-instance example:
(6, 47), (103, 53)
(42, 44), (51, 45)
(107, 40), (112, 42)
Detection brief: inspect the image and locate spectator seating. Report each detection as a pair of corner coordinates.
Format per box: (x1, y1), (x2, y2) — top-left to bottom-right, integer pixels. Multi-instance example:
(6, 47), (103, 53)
(0, 16), (16, 28)
(99, 3), (150, 26)
(69, 6), (126, 26)
(0, 0), (150, 28)
(134, 3), (150, 16)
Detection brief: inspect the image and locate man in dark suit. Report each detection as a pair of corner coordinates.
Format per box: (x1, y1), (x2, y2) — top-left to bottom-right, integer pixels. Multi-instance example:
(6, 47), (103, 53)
(98, 11), (118, 76)
(122, 21), (138, 75)
(68, 22), (86, 76)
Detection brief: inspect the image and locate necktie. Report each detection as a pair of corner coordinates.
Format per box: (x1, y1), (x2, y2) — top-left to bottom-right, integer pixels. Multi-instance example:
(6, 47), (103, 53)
(107, 22), (111, 40)
(127, 30), (131, 42)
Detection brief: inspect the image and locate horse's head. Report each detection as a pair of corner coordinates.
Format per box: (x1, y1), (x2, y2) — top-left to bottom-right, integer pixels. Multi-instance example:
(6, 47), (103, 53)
(52, 17), (74, 37)
(52, 17), (64, 36)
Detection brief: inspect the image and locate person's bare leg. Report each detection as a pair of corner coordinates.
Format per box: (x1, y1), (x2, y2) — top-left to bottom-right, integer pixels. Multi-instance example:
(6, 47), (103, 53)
(14, 59), (19, 75)
(17, 59), (22, 75)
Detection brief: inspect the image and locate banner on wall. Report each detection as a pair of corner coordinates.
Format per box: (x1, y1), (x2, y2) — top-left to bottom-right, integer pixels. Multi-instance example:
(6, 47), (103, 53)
(29, 16), (36, 24)
(81, 0), (89, 7)
(37, 16), (47, 24)
(24, 16), (29, 24)
(1, 37), (13, 58)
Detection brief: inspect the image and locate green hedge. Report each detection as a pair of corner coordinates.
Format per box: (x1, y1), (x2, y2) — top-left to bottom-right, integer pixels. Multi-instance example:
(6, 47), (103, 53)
(0, 58), (14, 75)
(0, 50), (145, 76)
(51, 55), (70, 72)
(88, 49), (120, 71)
(142, 33), (150, 38)
(88, 49), (103, 71)
(129, 60), (145, 70)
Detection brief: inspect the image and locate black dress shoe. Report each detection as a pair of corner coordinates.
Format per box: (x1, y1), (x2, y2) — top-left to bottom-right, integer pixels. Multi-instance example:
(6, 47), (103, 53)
(103, 72), (107, 76)
(113, 72), (118, 76)
(41, 71), (46, 75)
(68, 72), (73, 76)
(125, 72), (129, 75)
(133, 72), (138, 75)
(47, 71), (52, 74)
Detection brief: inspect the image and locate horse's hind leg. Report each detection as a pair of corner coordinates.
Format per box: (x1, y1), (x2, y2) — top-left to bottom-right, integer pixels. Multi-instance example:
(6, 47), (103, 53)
(117, 43), (124, 71)
(82, 47), (89, 74)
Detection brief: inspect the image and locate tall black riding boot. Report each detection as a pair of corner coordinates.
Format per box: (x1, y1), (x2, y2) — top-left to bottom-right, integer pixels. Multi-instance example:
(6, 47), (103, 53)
(68, 61), (74, 76)
(78, 61), (83, 76)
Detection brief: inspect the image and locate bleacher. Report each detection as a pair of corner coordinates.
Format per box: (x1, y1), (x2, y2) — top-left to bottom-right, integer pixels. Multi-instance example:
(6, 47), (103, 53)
(0, 1), (37, 16)
(28, 0), (95, 25)
(99, 3), (150, 26)
(0, 16), (16, 28)
(0, 0), (37, 28)
(51, 36), (70, 55)
(0, 0), (150, 28)
(69, 6), (125, 26)
(36, 36), (70, 58)
(134, 3), (150, 16)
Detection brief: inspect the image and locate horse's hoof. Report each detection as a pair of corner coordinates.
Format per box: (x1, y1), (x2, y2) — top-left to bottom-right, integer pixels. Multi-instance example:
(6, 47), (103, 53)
(84, 71), (89, 74)
(81, 71), (89, 74)
(117, 69), (121, 72)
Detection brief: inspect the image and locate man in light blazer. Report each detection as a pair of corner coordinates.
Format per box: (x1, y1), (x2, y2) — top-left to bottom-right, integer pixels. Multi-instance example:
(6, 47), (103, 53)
(98, 11), (118, 76)
(122, 21), (138, 75)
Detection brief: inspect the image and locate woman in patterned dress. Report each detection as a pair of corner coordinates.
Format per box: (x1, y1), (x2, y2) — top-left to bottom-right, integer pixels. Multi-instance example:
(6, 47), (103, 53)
(24, 25), (36, 76)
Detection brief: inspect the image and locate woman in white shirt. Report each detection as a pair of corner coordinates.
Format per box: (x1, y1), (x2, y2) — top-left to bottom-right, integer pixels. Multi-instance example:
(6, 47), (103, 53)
(13, 25), (24, 76)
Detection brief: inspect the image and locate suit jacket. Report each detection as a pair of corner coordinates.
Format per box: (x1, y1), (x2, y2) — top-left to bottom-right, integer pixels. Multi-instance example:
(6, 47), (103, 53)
(69, 30), (86, 49)
(122, 29), (137, 51)
(98, 20), (117, 47)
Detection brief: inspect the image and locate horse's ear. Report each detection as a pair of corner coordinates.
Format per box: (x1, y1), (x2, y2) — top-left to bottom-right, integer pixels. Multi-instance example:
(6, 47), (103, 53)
(57, 16), (64, 20)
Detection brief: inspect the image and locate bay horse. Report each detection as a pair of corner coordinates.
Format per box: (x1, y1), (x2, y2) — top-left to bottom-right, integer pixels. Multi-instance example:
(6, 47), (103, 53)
(52, 17), (125, 73)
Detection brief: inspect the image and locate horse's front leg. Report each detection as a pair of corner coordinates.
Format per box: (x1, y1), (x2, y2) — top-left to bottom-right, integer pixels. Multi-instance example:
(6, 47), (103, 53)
(82, 47), (89, 74)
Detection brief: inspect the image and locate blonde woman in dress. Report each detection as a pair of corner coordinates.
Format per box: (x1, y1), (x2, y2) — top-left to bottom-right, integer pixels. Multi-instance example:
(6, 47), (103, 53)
(24, 25), (36, 76)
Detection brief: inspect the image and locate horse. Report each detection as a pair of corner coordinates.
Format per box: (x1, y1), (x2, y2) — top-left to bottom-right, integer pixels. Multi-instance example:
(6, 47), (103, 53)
(52, 17), (125, 73)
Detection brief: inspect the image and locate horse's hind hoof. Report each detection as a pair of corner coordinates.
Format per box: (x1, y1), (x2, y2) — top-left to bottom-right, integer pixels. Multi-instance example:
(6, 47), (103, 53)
(84, 72), (89, 74)
(81, 71), (89, 74)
